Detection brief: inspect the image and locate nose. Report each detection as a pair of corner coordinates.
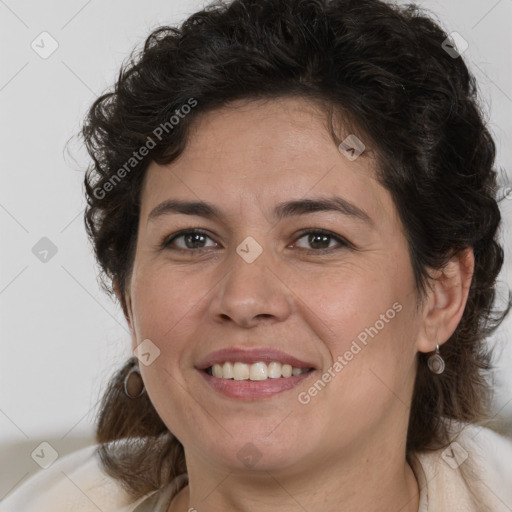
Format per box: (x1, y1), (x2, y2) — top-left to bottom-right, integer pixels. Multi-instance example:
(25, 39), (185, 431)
(210, 243), (293, 329)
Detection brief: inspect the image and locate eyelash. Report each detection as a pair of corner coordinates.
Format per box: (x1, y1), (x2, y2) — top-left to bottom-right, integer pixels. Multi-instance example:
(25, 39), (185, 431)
(160, 228), (351, 254)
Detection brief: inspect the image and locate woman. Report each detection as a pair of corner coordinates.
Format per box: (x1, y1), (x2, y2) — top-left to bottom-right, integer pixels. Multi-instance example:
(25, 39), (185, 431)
(3, 0), (512, 510)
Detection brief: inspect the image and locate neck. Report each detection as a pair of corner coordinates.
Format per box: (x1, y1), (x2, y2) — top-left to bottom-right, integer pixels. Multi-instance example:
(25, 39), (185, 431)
(169, 436), (420, 512)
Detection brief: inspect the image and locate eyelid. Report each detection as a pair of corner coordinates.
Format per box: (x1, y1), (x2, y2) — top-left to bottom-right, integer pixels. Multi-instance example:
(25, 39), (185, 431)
(160, 228), (216, 250)
(292, 228), (353, 251)
(161, 227), (354, 253)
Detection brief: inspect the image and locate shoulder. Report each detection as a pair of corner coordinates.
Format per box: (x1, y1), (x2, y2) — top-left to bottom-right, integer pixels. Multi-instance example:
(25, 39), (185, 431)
(0, 443), (149, 512)
(411, 421), (512, 512)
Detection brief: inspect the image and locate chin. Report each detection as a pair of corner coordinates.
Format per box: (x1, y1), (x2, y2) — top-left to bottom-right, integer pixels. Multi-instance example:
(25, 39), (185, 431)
(202, 435), (308, 473)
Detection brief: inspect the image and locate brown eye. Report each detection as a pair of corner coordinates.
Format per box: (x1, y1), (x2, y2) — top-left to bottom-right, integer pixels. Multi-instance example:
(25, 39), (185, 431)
(161, 229), (217, 251)
(293, 229), (350, 253)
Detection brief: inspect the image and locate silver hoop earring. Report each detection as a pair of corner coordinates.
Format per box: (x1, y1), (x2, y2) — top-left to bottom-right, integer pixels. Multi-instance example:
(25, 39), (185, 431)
(427, 344), (445, 374)
(123, 365), (146, 398)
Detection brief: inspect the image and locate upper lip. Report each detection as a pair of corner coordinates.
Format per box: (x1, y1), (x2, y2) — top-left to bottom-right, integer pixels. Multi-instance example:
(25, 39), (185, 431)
(196, 348), (317, 370)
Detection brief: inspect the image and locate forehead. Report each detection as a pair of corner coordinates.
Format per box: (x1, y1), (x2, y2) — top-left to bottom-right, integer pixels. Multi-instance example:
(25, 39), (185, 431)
(139, 97), (397, 230)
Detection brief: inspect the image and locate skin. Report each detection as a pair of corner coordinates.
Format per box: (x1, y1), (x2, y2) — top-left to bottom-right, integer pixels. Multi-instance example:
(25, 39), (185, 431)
(116, 96), (474, 512)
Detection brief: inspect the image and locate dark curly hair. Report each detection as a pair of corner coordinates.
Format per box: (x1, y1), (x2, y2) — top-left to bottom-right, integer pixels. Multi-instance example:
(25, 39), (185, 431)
(79, 0), (510, 503)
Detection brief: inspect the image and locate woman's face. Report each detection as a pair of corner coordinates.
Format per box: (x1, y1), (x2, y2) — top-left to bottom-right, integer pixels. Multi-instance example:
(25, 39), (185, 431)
(123, 97), (427, 473)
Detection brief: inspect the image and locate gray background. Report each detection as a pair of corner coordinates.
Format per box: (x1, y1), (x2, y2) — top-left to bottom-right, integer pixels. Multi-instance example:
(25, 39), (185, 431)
(1, 0), (511, 500)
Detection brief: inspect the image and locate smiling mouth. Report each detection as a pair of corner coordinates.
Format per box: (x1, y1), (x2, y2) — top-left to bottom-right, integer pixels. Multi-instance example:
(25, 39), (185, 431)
(205, 361), (315, 381)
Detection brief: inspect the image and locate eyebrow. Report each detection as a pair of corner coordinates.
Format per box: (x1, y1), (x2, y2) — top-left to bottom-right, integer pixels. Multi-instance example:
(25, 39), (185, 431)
(147, 197), (374, 226)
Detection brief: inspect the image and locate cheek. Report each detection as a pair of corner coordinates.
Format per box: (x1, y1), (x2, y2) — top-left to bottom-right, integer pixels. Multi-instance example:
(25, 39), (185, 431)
(299, 260), (401, 335)
(130, 267), (206, 429)
(303, 258), (416, 388)
(129, 264), (208, 352)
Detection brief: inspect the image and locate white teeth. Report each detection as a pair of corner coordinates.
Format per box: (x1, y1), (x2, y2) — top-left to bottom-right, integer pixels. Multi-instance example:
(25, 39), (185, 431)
(267, 361), (282, 379)
(281, 364), (292, 378)
(233, 362), (250, 380)
(212, 364), (223, 378)
(208, 361), (311, 380)
(222, 362), (234, 379)
(249, 362), (268, 381)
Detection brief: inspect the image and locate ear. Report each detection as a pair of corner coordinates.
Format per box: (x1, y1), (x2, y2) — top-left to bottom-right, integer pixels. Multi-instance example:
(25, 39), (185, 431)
(417, 247), (474, 353)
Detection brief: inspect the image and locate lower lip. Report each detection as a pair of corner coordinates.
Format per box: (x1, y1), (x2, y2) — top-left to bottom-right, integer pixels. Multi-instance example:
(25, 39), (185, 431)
(198, 369), (316, 399)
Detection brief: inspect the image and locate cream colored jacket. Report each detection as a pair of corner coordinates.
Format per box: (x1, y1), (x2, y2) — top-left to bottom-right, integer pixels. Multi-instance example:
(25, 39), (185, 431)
(2, 423), (512, 511)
